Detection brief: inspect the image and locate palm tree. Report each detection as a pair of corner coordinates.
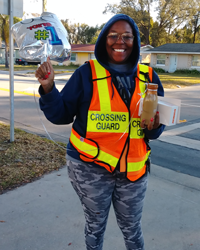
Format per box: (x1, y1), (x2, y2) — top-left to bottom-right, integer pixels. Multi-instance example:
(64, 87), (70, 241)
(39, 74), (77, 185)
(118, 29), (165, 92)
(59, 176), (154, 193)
(0, 15), (9, 68)
(0, 14), (22, 68)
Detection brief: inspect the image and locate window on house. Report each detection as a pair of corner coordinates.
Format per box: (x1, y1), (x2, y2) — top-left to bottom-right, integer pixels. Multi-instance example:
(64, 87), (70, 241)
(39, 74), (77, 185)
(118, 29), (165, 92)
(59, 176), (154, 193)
(70, 53), (77, 62)
(156, 54), (166, 65)
(192, 55), (200, 67)
(90, 53), (96, 60)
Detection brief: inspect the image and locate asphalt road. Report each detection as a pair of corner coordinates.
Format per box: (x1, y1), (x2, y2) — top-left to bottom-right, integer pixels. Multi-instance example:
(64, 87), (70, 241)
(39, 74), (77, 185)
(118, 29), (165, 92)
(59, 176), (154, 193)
(0, 72), (72, 142)
(1, 72), (200, 178)
(150, 85), (200, 178)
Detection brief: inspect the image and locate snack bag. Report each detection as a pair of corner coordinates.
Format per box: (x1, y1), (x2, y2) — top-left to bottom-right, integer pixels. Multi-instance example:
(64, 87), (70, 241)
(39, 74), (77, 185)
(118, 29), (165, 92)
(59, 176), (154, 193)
(11, 12), (71, 63)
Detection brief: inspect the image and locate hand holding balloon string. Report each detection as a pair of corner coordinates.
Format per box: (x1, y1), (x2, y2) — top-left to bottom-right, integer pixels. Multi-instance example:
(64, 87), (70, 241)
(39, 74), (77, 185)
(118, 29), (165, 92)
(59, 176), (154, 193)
(35, 57), (55, 94)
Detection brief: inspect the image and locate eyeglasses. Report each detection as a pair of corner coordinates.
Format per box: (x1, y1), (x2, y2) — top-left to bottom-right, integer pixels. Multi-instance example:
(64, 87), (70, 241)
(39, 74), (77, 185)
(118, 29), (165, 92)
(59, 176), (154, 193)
(107, 32), (134, 44)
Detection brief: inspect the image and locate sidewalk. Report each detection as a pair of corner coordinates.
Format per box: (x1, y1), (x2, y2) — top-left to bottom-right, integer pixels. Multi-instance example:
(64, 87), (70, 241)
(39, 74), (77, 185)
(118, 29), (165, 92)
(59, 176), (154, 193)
(1, 71), (200, 249)
(0, 163), (200, 250)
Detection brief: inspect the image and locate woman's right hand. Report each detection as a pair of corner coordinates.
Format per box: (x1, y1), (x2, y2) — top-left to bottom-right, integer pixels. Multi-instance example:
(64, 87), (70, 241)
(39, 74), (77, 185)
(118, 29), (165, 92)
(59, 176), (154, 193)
(141, 111), (160, 131)
(35, 57), (55, 94)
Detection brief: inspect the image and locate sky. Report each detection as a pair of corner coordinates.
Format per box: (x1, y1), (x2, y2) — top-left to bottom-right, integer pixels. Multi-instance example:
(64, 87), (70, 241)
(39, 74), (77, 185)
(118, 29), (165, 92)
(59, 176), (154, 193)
(23, 0), (120, 27)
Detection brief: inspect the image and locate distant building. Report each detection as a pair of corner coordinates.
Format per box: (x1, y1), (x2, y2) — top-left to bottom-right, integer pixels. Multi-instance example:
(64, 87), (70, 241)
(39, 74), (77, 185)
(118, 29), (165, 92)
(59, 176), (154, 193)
(56, 44), (96, 66)
(62, 44), (153, 66)
(140, 45), (154, 65)
(0, 42), (19, 64)
(146, 43), (200, 73)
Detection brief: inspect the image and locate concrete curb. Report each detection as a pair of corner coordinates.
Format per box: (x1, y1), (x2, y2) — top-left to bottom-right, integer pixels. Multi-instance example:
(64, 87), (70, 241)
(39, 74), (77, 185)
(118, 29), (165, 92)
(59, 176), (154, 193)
(151, 164), (200, 191)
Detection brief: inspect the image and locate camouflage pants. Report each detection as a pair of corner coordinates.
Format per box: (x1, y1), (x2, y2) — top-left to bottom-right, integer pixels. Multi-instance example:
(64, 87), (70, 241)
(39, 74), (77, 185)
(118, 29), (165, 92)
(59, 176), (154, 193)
(67, 160), (148, 250)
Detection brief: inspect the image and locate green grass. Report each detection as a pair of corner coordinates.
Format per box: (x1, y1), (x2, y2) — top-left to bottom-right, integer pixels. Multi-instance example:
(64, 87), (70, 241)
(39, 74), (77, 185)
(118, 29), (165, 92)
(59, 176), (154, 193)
(0, 123), (66, 193)
(1, 64), (199, 89)
(157, 73), (200, 89)
(0, 64), (79, 72)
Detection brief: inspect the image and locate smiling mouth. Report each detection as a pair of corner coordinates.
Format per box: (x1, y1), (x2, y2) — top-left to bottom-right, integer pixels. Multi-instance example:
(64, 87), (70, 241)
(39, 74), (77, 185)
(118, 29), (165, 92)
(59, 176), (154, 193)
(113, 49), (125, 52)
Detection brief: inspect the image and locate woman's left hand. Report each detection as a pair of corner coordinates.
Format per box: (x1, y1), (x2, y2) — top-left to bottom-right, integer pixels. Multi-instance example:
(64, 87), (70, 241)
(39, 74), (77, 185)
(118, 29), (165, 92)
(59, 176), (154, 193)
(141, 111), (160, 131)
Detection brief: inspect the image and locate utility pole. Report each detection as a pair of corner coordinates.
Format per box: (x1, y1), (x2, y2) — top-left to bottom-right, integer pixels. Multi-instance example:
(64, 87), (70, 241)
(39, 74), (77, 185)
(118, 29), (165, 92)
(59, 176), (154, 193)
(0, 0), (23, 142)
(9, 0), (14, 142)
(42, 0), (47, 12)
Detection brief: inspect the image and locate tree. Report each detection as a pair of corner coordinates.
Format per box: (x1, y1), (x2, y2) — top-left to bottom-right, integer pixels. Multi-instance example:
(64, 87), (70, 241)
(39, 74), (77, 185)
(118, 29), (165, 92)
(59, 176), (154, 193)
(84, 26), (99, 44)
(192, 13), (200, 43)
(0, 15), (21, 68)
(61, 20), (79, 44)
(0, 15), (10, 68)
(90, 30), (101, 44)
(89, 23), (105, 44)
(187, 10), (200, 43)
(103, 0), (199, 46)
(61, 20), (100, 44)
(103, 0), (154, 44)
(0, 16), (3, 47)
(177, 26), (194, 43)
(75, 23), (91, 44)
(153, 0), (198, 45)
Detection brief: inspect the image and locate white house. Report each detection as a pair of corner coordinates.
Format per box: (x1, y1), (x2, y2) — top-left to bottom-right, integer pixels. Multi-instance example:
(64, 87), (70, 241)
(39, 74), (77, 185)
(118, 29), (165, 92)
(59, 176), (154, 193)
(140, 45), (154, 65)
(146, 43), (200, 73)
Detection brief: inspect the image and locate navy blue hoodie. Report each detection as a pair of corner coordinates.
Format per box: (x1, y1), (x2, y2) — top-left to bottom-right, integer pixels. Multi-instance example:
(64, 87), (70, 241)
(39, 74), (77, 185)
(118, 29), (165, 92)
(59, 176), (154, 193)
(39, 14), (165, 161)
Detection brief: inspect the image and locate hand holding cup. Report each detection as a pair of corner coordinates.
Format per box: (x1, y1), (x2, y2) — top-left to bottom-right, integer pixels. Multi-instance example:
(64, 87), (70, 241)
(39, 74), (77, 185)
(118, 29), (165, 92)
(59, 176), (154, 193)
(141, 111), (160, 130)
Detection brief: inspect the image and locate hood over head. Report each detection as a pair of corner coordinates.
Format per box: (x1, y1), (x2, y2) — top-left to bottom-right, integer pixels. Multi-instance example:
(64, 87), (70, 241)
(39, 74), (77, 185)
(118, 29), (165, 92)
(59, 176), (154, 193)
(95, 14), (141, 75)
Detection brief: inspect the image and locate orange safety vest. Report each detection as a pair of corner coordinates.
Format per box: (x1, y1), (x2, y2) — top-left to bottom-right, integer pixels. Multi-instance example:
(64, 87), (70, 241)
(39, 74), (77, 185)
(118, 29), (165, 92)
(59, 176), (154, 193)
(69, 59), (153, 181)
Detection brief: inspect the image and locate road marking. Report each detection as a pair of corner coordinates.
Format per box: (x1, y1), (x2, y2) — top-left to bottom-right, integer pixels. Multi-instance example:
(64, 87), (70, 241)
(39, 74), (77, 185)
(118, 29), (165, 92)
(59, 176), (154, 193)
(0, 88), (40, 97)
(159, 135), (200, 151)
(161, 123), (200, 136)
(158, 123), (200, 150)
(181, 103), (200, 108)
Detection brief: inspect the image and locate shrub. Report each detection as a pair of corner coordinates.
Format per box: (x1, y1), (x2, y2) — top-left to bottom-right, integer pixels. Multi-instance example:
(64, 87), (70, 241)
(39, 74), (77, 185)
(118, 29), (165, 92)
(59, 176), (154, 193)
(152, 67), (166, 73)
(68, 62), (80, 67)
(174, 69), (200, 75)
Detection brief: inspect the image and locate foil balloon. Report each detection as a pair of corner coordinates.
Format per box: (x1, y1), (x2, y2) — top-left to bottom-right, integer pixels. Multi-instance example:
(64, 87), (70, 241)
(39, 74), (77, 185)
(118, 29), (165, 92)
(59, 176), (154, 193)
(11, 12), (71, 64)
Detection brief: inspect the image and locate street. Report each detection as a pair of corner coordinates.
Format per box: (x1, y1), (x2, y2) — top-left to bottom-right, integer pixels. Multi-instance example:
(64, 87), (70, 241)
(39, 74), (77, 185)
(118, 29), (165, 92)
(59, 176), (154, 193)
(0, 72), (72, 142)
(0, 72), (200, 178)
(151, 86), (200, 178)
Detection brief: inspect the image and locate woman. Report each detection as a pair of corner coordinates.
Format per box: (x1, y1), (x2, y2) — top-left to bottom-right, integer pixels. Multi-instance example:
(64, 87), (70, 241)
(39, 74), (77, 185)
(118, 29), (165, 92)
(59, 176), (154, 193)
(36, 14), (165, 250)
